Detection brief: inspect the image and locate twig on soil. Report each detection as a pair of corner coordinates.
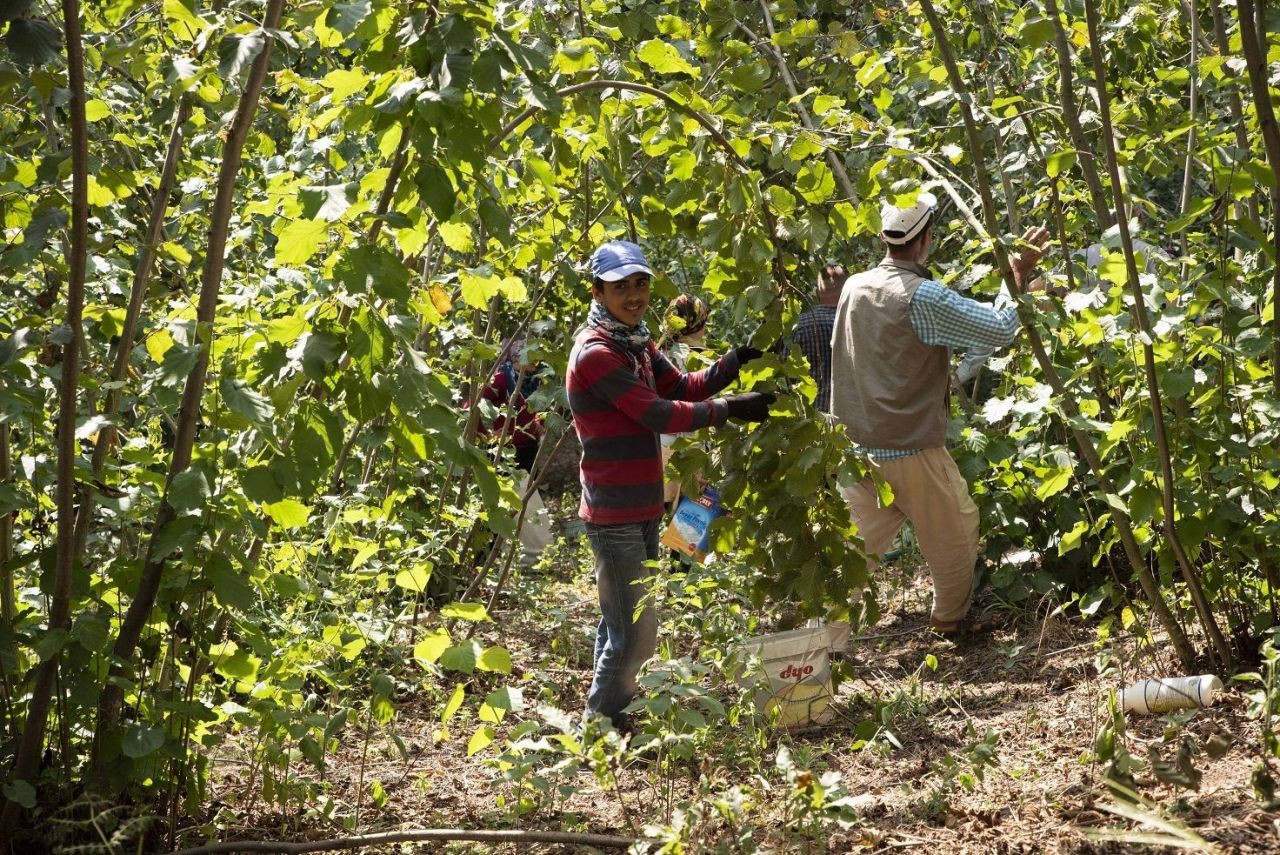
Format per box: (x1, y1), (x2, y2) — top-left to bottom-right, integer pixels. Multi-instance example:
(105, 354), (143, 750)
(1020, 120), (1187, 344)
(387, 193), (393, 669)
(855, 628), (922, 642)
(165, 828), (647, 854)
(1037, 640), (1103, 660)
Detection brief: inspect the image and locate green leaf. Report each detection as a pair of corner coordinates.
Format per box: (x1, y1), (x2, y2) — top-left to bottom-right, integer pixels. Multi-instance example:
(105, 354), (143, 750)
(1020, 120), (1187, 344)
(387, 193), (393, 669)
(1058, 520), (1090, 555)
(302, 330), (343, 381)
(212, 647), (260, 682)
(415, 160), (456, 221)
(83, 100), (111, 122)
(459, 268), (502, 309)
(1020, 16), (1055, 49)
(372, 694), (395, 725)
(159, 342), (202, 387)
(299, 184), (353, 222)
(472, 46), (510, 93)
(4, 19), (62, 67)
(220, 377), (274, 424)
(1035, 467), (1072, 500)
(438, 222), (474, 252)
(726, 59), (770, 92)
(168, 468), (210, 512)
(1046, 149), (1077, 179)
(265, 310), (308, 344)
(121, 725), (166, 759)
(335, 245), (410, 303)
(374, 77), (426, 114)
(394, 563), (432, 593)
(479, 686), (522, 723)
(413, 629), (452, 667)
(1167, 197), (1215, 233)
(795, 162), (835, 204)
(164, 0), (208, 40)
(74, 614), (109, 652)
(283, 404), (342, 493)
(2, 780), (35, 809)
(217, 30), (265, 82)
(476, 646), (511, 674)
(263, 498), (311, 528)
(3, 207), (66, 267)
(321, 67), (369, 101)
(635, 39), (699, 77)
(467, 724), (496, 756)
(152, 516), (202, 559)
(207, 554), (255, 611)
(440, 640), (480, 673)
(440, 602), (491, 622)
(241, 466), (282, 504)
(273, 219), (331, 267)
(441, 682), (465, 722)
(348, 308), (394, 379)
(325, 0), (370, 35)
(35, 628), (68, 662)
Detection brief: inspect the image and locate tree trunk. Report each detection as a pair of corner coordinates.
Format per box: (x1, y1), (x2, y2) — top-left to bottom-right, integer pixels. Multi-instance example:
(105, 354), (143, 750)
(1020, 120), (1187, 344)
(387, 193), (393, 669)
(90, 0), (287, 773)
(73, 96), (194, 559)
(0, 0), (89, 836)
(1235, 0), (1280, 399)
(1082, 0), (1232, 671)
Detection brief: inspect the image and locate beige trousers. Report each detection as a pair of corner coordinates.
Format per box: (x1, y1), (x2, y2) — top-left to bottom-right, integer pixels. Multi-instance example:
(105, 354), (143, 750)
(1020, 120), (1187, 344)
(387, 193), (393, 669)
(840, 447), (979, 625)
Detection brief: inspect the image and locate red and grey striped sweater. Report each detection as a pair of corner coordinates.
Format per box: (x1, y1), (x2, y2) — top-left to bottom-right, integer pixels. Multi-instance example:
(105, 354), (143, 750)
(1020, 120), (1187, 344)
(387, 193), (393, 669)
(567, 328), (740, 524)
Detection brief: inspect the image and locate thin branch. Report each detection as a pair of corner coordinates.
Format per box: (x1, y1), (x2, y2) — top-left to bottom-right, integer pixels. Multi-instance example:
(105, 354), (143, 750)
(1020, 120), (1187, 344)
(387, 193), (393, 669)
(165, 828), (645, 854)
(1082, 0), (1232, 670)
(1236, 0), (1280, 400)
(1177, 0), (1199, 262)
(73, 96), (194, 559)
(487, 77), (791, 294)
(1042, 0), (1113, 228)
(736, 5), (858, 202)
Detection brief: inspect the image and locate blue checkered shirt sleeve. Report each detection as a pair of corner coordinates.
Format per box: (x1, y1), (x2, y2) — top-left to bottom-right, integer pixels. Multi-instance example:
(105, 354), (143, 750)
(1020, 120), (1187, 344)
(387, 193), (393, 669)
(908, 280), (1020, 350)
(789, 306), (836, 412)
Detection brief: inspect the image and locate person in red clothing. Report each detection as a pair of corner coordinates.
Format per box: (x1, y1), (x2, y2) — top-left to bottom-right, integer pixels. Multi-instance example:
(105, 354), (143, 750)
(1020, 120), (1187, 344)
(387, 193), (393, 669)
(479, 334), (543, 473)
(567, 239), (775, 732)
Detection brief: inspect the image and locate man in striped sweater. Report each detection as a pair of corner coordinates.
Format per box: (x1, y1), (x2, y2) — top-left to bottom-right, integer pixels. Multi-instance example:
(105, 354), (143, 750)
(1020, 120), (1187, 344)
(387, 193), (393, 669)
(567, 240), (774, 732)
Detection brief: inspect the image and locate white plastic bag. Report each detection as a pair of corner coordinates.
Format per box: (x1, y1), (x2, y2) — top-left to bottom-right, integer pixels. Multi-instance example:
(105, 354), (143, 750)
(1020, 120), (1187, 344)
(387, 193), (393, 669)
(514, 475), (552, 560)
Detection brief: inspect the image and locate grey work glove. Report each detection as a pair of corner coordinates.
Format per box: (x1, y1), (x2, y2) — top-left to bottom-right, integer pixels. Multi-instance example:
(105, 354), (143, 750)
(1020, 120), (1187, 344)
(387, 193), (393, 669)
(723, 391), (777, 422)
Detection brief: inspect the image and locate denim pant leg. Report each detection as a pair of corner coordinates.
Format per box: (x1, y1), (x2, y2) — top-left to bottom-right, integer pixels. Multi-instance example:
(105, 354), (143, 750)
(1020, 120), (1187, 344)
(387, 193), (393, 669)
(584, 519), (661, 724)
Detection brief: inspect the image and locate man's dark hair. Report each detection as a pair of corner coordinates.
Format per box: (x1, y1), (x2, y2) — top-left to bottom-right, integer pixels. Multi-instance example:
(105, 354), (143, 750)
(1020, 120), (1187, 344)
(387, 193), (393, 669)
(885, 214), (934, 255)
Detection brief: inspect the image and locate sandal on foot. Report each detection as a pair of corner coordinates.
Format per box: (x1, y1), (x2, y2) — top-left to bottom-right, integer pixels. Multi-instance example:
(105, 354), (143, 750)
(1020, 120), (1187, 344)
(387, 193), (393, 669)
(928, 614), (1003, 639)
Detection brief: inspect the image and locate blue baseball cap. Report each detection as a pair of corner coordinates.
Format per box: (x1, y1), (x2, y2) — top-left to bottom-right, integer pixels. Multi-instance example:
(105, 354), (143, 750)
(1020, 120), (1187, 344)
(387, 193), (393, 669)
(590, 240), (654, 282)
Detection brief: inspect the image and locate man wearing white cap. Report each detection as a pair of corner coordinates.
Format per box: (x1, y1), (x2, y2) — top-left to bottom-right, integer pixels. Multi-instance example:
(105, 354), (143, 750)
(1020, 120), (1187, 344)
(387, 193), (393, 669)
(830, 190), (1049, 636)
(567, 239), (775, 732)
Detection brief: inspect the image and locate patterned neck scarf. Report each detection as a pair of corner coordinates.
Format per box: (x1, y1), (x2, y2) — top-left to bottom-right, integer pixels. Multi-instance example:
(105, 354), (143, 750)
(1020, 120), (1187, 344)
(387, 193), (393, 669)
(587, 299), (651, 354)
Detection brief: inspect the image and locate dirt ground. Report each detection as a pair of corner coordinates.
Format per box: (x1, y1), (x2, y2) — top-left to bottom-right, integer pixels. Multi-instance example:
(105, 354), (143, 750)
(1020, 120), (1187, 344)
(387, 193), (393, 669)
(199, 526), (1279, 854)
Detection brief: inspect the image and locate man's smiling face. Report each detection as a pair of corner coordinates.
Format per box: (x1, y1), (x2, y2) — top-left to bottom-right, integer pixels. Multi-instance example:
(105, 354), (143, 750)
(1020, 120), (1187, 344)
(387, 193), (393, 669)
(594, 271), (651, 326)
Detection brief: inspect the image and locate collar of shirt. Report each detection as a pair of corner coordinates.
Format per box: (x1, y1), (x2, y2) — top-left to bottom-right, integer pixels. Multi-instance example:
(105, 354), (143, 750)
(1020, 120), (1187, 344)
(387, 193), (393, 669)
(879, 258), (932, 279)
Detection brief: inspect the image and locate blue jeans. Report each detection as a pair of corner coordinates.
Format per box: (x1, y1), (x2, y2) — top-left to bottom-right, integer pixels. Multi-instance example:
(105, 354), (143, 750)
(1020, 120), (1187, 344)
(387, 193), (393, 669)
(584, 519), (661, 725)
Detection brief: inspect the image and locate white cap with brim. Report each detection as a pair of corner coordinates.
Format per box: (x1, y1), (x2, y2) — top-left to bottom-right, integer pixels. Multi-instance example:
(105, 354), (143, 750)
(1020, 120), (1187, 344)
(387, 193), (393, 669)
(880, 191), (938, 245)
(591, 240), (655, 281)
